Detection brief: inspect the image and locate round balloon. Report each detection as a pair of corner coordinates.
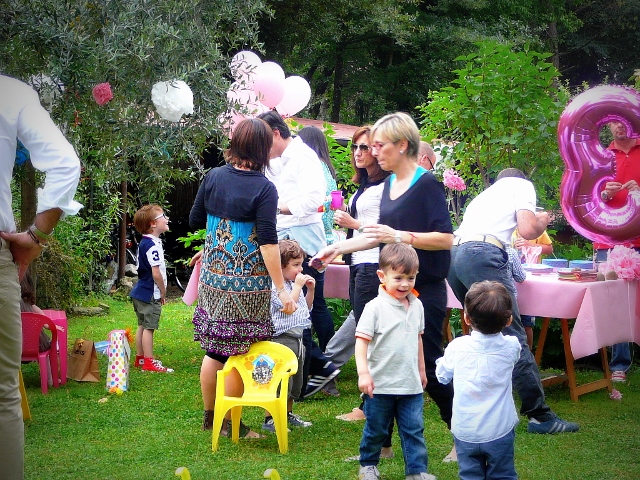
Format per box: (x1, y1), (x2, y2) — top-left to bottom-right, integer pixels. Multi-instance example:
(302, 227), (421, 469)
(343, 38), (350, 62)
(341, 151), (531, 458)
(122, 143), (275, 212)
(227, 81), (267, 116)
(252, 61), (286, 109)
(275, 76), (311, 117)
(558, 85), (640, 244)
(230, 51), (262, 85)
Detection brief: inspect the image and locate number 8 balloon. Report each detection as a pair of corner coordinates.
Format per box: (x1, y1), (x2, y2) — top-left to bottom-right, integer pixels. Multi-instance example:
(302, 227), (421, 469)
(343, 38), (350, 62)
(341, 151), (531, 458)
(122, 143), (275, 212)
(558, 85), (640, 244)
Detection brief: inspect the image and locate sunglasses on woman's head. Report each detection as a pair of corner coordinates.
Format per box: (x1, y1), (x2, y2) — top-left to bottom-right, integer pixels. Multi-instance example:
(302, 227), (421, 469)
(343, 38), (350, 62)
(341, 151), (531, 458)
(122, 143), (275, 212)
(350, 144), (370, 152)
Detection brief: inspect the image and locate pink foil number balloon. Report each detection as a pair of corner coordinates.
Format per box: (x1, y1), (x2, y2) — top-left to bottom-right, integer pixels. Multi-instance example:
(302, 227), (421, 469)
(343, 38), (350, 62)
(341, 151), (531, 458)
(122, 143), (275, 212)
(558, 85), (640, 244)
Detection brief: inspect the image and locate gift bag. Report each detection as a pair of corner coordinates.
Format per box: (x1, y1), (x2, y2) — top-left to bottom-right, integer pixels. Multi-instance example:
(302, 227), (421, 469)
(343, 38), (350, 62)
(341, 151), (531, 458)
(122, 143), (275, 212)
(106, 329), (131, 391)
(67, 338), (100, 382)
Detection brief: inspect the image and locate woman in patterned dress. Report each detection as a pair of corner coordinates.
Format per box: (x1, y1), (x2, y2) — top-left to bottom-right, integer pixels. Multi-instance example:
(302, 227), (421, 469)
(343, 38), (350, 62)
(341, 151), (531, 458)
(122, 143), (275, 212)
(189, 118), (296, 436)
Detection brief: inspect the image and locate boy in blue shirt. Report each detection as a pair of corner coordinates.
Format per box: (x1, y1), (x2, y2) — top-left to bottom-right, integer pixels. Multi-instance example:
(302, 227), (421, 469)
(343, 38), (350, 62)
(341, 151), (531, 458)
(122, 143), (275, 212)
(130, 204), (172, 373)
(355, 243), (434, 480)
(436, 281), (521, 480)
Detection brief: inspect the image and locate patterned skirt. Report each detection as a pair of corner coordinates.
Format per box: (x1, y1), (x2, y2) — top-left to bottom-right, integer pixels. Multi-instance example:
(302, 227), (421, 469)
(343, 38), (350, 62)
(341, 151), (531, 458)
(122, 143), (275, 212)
(192, 215), (273, 356)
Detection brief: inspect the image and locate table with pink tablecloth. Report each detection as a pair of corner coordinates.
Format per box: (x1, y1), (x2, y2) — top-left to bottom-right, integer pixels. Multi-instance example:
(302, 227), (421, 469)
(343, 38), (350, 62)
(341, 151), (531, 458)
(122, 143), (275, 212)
(327, 263), (640, 360)
(447, 274), (639, 360)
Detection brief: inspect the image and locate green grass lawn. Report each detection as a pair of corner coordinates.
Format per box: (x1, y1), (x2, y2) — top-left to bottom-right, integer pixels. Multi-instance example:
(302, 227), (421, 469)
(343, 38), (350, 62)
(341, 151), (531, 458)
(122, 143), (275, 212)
(22, 298), (640, 480)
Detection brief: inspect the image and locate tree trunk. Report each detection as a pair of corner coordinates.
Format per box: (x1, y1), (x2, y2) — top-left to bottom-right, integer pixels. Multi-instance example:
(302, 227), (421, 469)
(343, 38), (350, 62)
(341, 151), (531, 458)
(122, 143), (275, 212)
(118, 180), (127, 283)
(330, 42), (346, 123)
(20, 163), (37, 230)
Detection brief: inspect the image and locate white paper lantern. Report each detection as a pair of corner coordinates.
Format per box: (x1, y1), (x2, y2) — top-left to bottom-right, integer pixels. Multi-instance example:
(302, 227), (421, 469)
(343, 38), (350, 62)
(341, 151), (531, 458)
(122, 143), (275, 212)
(151, 80), (194, 122)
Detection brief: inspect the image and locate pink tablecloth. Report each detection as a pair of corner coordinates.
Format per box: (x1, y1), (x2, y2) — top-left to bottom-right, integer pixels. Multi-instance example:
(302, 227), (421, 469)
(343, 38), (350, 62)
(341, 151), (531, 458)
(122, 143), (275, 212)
(447, 275), (639, 360)
(327, 264), (640, 361)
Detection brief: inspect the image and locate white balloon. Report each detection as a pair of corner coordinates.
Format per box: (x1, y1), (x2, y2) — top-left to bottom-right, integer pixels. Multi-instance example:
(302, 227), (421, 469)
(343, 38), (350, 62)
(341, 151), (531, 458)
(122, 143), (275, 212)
(230, 51), (262, 84)
(276, 76), (311, 117)
(252, 61), (286, 108)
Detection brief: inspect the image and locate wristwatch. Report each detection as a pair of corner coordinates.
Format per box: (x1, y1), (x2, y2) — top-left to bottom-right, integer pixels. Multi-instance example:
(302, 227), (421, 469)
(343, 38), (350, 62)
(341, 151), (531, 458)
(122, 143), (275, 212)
(394, 231), (403, 243)
(276, 207), (281, 215)
(601, 191), (610, 201)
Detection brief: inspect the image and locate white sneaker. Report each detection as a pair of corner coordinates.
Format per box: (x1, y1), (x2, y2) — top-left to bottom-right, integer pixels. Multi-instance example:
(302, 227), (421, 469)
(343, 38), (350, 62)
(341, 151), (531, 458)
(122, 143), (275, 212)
(405, 474), (437, 480)
(358, 465), (380, 480)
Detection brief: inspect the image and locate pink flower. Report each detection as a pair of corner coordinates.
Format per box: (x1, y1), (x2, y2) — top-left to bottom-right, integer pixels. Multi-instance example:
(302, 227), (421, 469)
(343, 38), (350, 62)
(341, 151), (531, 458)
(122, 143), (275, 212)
(610, 388), (622, 400)
(92, 82), (113, 105)
(443, 169), (467, 192)
(599, 245), (640, 281)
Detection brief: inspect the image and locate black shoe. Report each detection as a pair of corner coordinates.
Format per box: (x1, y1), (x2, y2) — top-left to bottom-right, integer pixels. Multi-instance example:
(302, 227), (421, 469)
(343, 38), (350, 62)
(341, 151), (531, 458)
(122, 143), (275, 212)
(304, 362), (340, 398)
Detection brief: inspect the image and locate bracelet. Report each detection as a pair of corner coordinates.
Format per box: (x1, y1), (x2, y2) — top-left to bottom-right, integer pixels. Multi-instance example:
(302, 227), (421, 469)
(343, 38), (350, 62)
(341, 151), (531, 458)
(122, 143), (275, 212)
(27, 229), (49, 249)
(30, 224), (53, 240)
(407, 232), (417, 245)
(275, 286), (287, 295)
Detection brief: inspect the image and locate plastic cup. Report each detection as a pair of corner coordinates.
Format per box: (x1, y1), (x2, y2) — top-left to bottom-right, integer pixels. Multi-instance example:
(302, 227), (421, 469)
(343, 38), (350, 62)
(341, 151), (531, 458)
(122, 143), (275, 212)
(330, 190), (343, 209)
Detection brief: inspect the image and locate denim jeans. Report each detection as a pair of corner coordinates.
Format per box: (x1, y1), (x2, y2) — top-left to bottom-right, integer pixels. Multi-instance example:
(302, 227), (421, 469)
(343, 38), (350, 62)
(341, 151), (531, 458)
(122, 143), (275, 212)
(360, 393), (428, 475)
(610, 342), (632, 372)
(448, 242), (553, 421)
(349, 263), (380, 322)
(454, 428), (517, 480)
(303, 259), (334, 351)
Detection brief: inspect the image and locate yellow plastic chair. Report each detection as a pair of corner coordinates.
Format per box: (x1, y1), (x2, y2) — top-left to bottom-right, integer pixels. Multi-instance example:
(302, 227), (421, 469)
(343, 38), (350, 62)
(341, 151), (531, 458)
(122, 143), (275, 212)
(212, 341), (298, 454)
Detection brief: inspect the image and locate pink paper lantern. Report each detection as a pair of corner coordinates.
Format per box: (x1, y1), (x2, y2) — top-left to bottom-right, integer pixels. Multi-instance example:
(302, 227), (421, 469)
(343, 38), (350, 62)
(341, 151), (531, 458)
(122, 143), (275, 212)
(92, 82), (113, 106)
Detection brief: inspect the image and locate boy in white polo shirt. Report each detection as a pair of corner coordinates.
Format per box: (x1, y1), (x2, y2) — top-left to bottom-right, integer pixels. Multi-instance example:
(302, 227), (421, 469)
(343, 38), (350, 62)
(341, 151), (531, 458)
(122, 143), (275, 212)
(355, 243), (434, 480)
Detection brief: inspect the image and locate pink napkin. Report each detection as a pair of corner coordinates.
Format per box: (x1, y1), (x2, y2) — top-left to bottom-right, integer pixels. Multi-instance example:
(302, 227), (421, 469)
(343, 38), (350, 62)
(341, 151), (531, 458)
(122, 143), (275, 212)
(521, 245), (542, 264)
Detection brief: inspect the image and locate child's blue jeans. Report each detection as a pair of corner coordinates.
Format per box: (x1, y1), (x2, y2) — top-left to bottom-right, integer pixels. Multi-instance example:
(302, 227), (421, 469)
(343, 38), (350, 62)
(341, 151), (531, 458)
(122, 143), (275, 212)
(359, 393), (428, 475)
(454, 428), (517, 480)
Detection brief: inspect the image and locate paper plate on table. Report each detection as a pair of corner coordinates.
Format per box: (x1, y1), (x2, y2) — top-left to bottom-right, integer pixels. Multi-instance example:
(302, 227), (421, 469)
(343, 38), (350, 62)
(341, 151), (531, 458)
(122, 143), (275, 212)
(522, 264), (554, 273)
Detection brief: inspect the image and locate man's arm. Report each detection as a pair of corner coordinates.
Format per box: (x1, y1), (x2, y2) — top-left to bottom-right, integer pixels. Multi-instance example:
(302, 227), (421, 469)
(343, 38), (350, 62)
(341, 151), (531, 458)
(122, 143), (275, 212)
(515, 210), (550, 240)
(0, 208), (62, 280)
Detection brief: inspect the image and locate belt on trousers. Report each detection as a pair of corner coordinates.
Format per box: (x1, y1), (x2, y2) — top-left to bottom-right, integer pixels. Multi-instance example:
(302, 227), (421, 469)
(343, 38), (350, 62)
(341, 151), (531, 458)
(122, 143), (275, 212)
(453, 234), (505, 251)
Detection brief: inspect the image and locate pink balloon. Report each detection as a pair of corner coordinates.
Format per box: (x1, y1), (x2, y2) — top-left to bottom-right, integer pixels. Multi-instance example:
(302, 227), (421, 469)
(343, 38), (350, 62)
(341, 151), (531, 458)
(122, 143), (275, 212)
(558, 85), (640, 244)
(226, 81), (267, 116)
(275, 76), (311, 117)
(252, 61), (286, 108)
(218, 110), (247, 138)
(230, 50), (262, 85)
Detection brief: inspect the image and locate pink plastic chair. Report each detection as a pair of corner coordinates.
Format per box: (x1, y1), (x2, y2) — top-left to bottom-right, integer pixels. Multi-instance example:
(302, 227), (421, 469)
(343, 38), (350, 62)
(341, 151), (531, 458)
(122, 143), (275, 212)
(21, 312), (60, 394)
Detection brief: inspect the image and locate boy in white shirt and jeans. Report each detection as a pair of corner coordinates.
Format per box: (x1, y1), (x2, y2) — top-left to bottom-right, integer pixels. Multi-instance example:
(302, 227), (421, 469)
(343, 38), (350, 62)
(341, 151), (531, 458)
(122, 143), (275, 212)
(436, 280), (521, 480)
(355, 243), (434, 480)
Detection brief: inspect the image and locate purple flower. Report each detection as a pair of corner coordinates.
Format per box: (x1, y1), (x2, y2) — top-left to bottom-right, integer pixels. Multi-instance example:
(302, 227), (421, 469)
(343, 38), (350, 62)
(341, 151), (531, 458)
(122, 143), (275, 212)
(443, 169), (466, 192)
(92, 82), (113, 106)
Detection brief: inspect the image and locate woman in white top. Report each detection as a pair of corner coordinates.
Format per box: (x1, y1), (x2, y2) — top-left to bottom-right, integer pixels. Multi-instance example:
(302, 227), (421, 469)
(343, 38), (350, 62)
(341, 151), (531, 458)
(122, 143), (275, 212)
(331, 127), (391, 426)
(334, 126), (390, 322)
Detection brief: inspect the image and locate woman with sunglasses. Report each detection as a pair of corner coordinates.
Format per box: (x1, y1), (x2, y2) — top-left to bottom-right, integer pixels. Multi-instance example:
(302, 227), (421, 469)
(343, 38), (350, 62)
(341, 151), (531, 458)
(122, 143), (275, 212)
(311, 112), (456, 464)
(323, 127), (389, 401)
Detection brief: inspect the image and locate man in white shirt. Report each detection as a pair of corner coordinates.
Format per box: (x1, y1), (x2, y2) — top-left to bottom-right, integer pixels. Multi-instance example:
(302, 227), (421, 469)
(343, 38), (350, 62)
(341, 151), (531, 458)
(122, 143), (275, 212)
(0, 74), (82, 479)
(416, 141), (437, 171)
(257, 111), (339, 397)
(447, 168), (580, 435)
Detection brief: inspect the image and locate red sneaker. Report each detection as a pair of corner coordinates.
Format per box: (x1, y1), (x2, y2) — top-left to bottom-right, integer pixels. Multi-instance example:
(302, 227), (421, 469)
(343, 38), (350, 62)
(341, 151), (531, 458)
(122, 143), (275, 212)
(142, 357), (174, 373)
(134, 355), (145, 368)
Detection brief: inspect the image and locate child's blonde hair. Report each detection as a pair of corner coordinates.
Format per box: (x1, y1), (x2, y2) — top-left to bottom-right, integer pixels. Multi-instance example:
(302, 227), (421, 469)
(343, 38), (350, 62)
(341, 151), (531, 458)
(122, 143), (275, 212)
(133, 204), (163, 234)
